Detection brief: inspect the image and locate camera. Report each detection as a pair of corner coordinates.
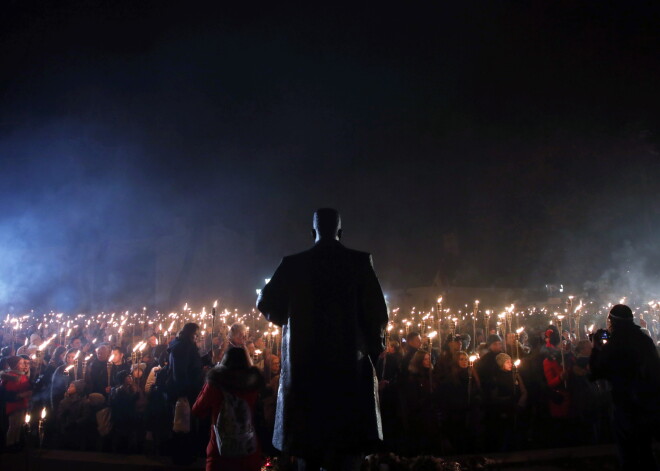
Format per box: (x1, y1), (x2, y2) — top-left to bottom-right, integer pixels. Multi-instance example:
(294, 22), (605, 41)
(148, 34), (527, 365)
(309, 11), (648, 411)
(588, 328), (609, 344)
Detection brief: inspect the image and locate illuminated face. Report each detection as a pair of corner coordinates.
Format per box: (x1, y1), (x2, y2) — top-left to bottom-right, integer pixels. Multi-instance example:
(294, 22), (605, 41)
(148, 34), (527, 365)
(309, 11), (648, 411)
(271, 358), (280, 373)
(457, 355), (469, 369)
(148, 336), (157, 347)
(490, 341), (503, 353)
(66, 352), (77, 365)
(71, 339), (82, 349)
(19, 358), (30, 373)
(67, 383), (76, 395)
(231, 330), (246, 346)
(422, 354), (431, 369)
(132, 368), (143, 379)
(409, 335), (422, 350)
(502, 359), (513, 372)
(96, 347), (110, 362)
(112, 351), (123, 363)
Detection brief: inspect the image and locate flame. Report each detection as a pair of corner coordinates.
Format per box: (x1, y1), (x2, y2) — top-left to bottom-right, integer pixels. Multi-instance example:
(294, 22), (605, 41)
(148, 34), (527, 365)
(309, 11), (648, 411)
(437, 297), (442, 303)
(25, 413), (31, 424)
(85, 354), (93, 361)
(65, 365), (74, 372)
(38, 334), (58, 351)
(41, 407), (47, 419)
(428, 331), (437, 339)
(213, 300), (218, 308)
(514, 359), (521, 367)
(108, 353), (115, 363)
(73, 350), (81, 360)
(469, 355), (478, 363)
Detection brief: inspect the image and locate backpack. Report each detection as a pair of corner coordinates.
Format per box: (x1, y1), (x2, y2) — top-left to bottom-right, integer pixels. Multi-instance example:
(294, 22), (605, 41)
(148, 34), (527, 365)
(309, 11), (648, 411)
(213, 388), (257, 457)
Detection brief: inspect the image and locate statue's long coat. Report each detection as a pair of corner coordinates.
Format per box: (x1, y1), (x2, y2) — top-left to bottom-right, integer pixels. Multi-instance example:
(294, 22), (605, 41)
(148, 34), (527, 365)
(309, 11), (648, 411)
(257, 239), (388, 456)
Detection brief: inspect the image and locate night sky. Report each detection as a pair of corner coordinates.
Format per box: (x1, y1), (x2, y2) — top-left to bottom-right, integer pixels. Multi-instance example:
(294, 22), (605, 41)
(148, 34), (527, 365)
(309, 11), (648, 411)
(1, 1), (659, 312)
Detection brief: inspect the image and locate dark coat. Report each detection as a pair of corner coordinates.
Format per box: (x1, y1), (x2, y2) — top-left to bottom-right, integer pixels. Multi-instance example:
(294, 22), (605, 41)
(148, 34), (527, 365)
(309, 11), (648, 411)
(590, 323), (660, 424)
(167, 336), (203, 402)
(51, 364), (75, 411)
(257, 239), (388, 456)
(85, 359), (110, 397)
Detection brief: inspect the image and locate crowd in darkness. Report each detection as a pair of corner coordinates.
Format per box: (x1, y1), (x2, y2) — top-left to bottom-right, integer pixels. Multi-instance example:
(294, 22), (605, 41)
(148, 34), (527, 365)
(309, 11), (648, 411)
(0, 308), (658, 468)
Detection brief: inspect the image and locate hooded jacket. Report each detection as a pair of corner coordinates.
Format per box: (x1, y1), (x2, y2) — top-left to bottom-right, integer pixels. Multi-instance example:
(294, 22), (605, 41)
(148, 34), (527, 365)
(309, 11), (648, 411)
(167, 336), (203, 402)
(192, 365), (263, 471)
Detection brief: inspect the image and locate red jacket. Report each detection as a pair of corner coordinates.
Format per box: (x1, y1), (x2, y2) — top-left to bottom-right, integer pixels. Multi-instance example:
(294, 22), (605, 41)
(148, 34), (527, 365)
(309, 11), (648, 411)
(1, 370), (31, 415)
(192, 366), (262, 471)
(543, 358), (570, 418)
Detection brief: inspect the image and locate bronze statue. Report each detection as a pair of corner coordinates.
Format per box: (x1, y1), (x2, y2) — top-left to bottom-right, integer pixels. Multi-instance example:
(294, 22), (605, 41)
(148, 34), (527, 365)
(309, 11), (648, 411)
(257, 208), (388, 470)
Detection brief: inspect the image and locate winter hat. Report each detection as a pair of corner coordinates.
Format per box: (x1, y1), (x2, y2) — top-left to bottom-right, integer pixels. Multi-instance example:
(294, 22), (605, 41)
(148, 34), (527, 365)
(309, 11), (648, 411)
(30, 333), (42, 344)
(88, 393), (106, 407)
(486, 334), (502, 347)
(609, 304), (633, 322)
(496, 353), (511, 369)
(131, 362), (147, 373)
(71, 379), (86, 394)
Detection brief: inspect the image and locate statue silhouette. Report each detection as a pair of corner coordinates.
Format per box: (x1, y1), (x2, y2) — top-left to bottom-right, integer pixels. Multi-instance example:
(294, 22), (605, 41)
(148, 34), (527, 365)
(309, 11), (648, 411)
(257, 208), (388, 470)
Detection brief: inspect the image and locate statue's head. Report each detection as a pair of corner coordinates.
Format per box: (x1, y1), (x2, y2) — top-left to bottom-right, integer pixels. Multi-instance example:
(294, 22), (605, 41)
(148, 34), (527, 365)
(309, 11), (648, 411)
(312, 208), (342, 242)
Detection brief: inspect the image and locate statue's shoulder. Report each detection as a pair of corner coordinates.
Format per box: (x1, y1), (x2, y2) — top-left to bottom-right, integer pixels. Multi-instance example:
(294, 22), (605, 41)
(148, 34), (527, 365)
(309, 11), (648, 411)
(343, 246), (371, 261)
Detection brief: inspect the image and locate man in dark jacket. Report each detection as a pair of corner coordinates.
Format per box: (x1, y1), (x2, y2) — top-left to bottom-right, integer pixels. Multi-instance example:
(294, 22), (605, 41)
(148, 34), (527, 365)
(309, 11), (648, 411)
(85, 345), (111, 397)
(476, 334), (503, 394)
(590, 304), (660, 471)
(257, 208), (389, 471)
(167, 323), (203, 404)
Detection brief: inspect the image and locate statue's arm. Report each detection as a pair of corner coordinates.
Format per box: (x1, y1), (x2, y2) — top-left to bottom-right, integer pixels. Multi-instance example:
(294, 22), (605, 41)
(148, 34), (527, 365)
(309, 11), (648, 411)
(257, 258), (289, 326)
(360, 254), (389, 364)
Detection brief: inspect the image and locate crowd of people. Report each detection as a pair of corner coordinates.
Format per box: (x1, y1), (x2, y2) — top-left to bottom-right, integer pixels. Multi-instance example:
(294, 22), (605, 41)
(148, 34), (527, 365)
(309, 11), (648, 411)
(0, 306), (658, 469)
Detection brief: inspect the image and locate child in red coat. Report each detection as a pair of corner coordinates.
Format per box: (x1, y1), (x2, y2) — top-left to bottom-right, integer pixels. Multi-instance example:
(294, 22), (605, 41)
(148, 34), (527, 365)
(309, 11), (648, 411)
(192, 347), (264, 471)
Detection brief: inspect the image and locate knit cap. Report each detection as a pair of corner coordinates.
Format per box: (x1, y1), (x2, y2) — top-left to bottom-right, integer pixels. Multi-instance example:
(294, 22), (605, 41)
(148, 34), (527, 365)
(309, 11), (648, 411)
(609, 304), (633, 322)
(486, 334), (502, 346)
(496, 353), (511, 369)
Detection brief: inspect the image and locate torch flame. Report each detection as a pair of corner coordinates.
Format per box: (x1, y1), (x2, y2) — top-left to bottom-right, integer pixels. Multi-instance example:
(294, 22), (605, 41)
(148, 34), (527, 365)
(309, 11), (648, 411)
(41, 407), (47, 419)
(514, 359), (521, 367)
(428, 331), (437, 339)
(38, 334), (58, 351)
(25, 413), (31, 424)
(108, 353), (115, 363)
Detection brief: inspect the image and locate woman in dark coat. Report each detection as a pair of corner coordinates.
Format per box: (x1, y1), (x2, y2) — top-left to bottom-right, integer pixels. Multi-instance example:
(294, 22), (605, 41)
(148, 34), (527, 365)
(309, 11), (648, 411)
(401, 349), (438, 455)
(192, 347), (264, 471)
(436, 351), (481, 454)
(51, 349), (78, 413)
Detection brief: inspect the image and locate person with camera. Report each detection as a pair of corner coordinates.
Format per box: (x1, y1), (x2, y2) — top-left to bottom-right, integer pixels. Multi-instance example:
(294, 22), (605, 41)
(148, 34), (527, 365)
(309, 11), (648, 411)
(590, 304), (660, 470)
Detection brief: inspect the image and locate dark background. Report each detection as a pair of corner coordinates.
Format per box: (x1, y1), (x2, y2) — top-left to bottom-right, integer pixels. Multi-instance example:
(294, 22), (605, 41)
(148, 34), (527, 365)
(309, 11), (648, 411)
(0, 1), (659, 312)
